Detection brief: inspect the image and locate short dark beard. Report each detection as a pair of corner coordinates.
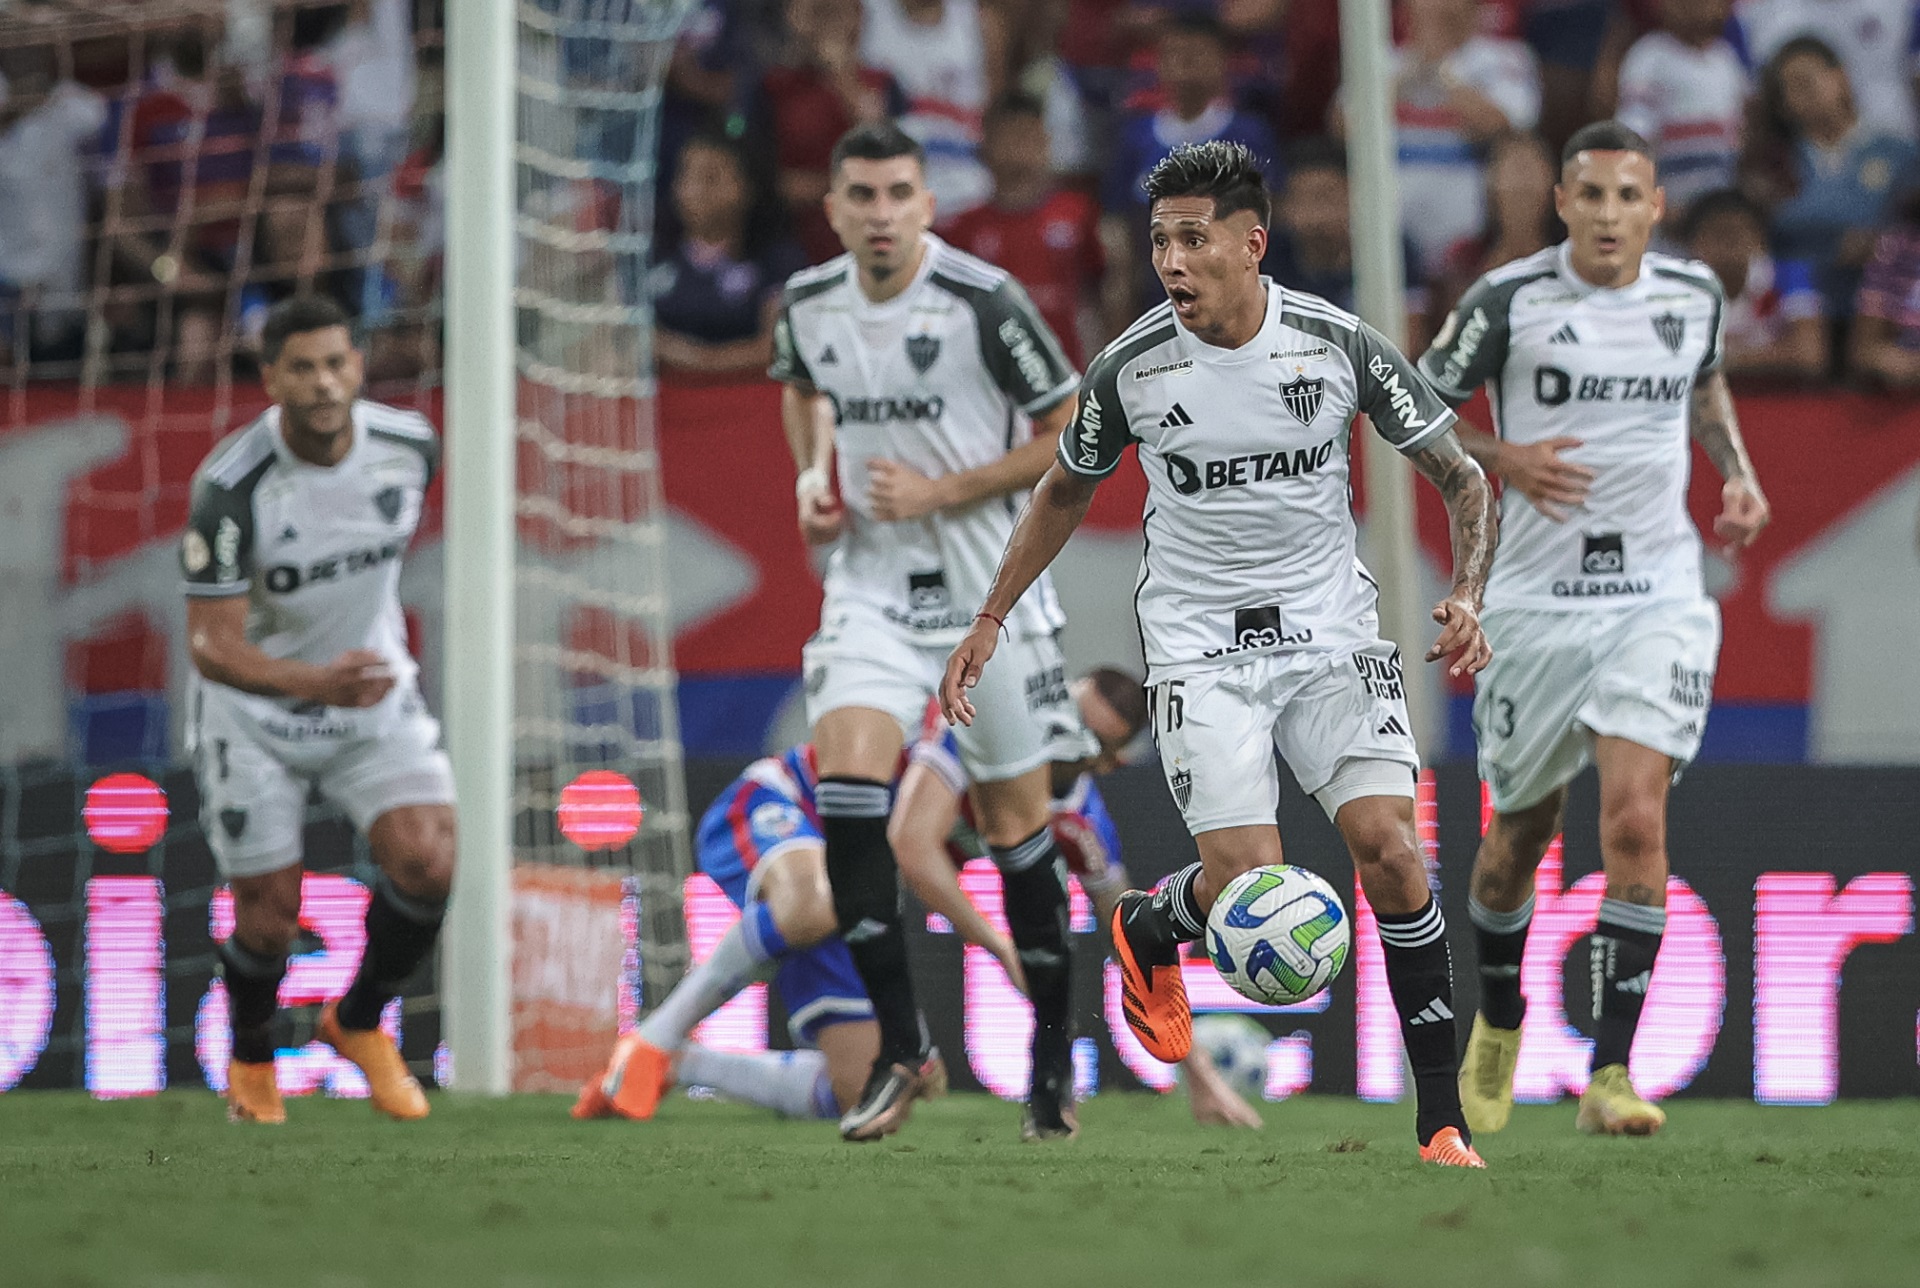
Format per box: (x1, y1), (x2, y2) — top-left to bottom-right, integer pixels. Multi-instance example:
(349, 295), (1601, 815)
(869, 263), (895, 282)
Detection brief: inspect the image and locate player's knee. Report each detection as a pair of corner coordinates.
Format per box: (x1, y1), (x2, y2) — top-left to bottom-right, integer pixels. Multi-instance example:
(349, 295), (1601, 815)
(231, 891), (300, 955)
(1599, 794), (1665, 866)
(376, 809), (457, 901)
(1490, 798), (1562, 864)
(1346, 814), (1423, 884)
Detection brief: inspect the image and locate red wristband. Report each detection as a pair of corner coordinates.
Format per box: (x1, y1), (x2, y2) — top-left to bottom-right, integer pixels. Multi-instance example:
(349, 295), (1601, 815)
(975, 610), (1006, 634)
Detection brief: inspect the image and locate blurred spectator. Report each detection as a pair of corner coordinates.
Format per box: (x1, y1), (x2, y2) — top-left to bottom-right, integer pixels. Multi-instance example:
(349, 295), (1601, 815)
(861, 0), (1005, 220)
(0, 52), (108, 367)
(321, 0), (417, 318)
(1103, 13), (1281, 312)
(1848, 187), (1920, 387)
(945, 94), (1112, 363)
(1616, 0), (1749, 218)
(1524, 0), (1619, 152)
(1432, 130), (1557, 319)
(1753, 37), (1919, 317)
(1686, 188), (1828, 380)
(649, 133), (804, 380)
(758, 0), (906, 264)
(1266, 138), (1431, 347)
(1339, 0), (1540, 277)
(1004, 0), (1096, 178)
(1735, 0), (1920, 141)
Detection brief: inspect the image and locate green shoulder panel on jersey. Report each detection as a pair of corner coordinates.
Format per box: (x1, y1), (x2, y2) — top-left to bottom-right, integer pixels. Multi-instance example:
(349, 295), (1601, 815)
(362, 401), (440, 483)
(930, 268), (1079, 415)
(767, 261), (850, 387)
(1056, 310), (1177, 479)
(1417, 262), (1558, 406)
(184, 424), (275, 597)
(1651, 258), (1727, 374)
(1281, 293), (1455, 454)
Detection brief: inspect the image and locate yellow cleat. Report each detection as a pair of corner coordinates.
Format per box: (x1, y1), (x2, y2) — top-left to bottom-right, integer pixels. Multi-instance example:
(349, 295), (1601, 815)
(318, 1002), (430, 1121)
(1577, 1063), (1666, 1136)
(1458, 1013), (1522, 1135)
(226, 1059), (285, 1124)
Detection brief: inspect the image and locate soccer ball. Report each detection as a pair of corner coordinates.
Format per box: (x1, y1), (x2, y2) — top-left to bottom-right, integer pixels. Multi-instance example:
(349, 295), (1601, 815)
(1206, 865), (1351, 1006)
(1186, 1013), (1272, 1102)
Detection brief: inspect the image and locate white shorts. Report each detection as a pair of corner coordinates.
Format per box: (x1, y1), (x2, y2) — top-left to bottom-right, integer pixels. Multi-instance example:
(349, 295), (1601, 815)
(1473, 597), (1721, 813)
(190, 686), (457, 879)
(802, 601), (1096, 782)
(1150, 640), (1421, 835)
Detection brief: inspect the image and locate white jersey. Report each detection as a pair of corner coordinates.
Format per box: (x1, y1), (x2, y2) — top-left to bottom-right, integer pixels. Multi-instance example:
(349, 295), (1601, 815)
(770, 234), (1079, 644)
(860, 0), (993, 216)
(1615, 33), (1749, 211)
(1419, 242), (1726, 613)
(1059, 281), (1456, 676)
(180, 400), (437, 735)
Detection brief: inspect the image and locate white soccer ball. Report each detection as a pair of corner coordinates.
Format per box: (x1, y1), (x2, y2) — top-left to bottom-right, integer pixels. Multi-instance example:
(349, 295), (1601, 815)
(1186, 1013), (1272, 1102)
(1205, 865), (1351, 1007)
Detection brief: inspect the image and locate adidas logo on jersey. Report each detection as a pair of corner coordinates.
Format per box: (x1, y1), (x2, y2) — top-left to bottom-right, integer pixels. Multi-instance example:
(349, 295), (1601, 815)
(1158, 403), (1194, 428)
(1549, 323), (1579, 345)
(817, 344), (838, 366)
(1377, 715), (1409, 737)
(278, 524), (299, 543)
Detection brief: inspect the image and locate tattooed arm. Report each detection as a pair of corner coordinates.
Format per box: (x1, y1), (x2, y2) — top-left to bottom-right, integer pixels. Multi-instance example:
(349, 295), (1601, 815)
(1408, 428), (1498, 677)
(1689, 370), (1771, 553)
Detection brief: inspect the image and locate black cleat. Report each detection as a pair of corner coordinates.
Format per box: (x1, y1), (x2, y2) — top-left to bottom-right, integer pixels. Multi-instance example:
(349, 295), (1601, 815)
(840, 1057), (926, 1141)
(1021, 1068), (1079, 1142)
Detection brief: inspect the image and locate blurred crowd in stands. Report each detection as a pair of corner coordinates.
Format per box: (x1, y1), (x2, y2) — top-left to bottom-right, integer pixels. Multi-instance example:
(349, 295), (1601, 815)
(4, 0), (1920, 391)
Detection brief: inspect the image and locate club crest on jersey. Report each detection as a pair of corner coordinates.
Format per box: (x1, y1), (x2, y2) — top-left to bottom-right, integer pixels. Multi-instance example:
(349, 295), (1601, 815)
(1280, 375), (1325, 424)
(906, 334), (941, 375)
(1169, 768), (1193, 812)
(374, 486), (404, 523)
(1652, 312), (1685, 355)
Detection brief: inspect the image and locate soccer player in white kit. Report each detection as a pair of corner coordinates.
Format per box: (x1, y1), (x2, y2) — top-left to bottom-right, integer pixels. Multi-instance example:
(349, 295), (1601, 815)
(943, 141), (1500, 1167)
(1416, 122), (1770, 1136)
(180, 297), (455, 1124)
(771, 123), (1096, 1141)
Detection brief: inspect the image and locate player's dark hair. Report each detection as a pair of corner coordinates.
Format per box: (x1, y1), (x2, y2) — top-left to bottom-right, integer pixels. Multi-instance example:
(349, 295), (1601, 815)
(1681, 188), (1765, 242)
(1560, 121), (1657, 173)
(1085, 667), (1149, 742)
(829, 120), (925, 177)
(1143, 140), (1272, 226)
(985, 91), (1047, 129)
(260, 295), (352, 363)
(1285, 135), (1348, 180)
(1164, 10), (1229, 44)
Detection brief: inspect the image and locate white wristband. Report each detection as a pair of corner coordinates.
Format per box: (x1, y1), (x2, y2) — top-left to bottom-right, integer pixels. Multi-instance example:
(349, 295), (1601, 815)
(795, 466), (831, 502)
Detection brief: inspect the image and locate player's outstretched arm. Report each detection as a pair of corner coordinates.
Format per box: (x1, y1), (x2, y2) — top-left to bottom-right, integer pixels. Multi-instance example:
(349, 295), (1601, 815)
(1408, 430), (1498, 678)
(888, 764), (1027, 995)
(186, 598), (395, 707)
(868, 396), (1077, 521)
(941, 462), (1099, 724)
(1689, 370), (1771, 554)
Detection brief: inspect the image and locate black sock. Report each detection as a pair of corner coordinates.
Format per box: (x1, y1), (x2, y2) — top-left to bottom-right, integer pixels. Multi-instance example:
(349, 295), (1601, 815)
(1590, 898), (1665, 1071)
(219, 937), (289, 1065)
(818, 776), (924, 1069)
(1468, 894), (1533, 1031)
(1118, 861), (1205, 967)
(994, 827), (1073, 1088)
(337, 874), (447, 1031)
(1376, 898), (1467, 1145)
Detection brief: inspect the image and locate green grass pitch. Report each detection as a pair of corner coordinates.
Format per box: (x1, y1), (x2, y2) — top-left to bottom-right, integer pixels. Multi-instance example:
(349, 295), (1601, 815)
(3, 1092), (1916, 1287)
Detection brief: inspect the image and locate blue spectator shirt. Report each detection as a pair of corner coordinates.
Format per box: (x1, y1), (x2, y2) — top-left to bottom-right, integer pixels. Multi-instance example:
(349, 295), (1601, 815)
(1772, 130), (1920, 314)
(650, 238), (807, 345)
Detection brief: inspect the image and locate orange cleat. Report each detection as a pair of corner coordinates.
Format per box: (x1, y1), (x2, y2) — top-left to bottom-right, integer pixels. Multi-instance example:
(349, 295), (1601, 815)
(318, 1002), (429, 1120)
(571, 1077), (615, 1120)
(1419, 1126), (1488, 1169)
(226, 1059), (285, 1124)
(1110, 892), (1191, 1063)
(599, 1034), (675, 1121)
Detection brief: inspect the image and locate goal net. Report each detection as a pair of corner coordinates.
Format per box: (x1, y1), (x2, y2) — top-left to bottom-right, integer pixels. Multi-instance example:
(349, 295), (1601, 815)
(0, 0), (691, 1096)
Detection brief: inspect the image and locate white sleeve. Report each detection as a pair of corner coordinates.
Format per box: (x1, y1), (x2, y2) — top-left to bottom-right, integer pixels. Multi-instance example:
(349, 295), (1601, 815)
(1614, 40), (1663, 139)
(1469, 40), (1541, 133)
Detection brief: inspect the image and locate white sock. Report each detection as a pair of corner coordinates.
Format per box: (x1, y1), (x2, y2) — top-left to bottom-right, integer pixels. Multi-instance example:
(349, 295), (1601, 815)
(677, 1045), (837, 1119)
(638, 920), (768, 1050)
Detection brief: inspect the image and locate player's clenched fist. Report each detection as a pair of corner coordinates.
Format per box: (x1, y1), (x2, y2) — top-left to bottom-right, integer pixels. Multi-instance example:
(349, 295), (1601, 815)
(1714, 475), (1770, 554)
(1426, 595), (1492, 678)
(940, 617), (1002, 726)
(309, 649), (397, 708)
(794, 466), (844, 545)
